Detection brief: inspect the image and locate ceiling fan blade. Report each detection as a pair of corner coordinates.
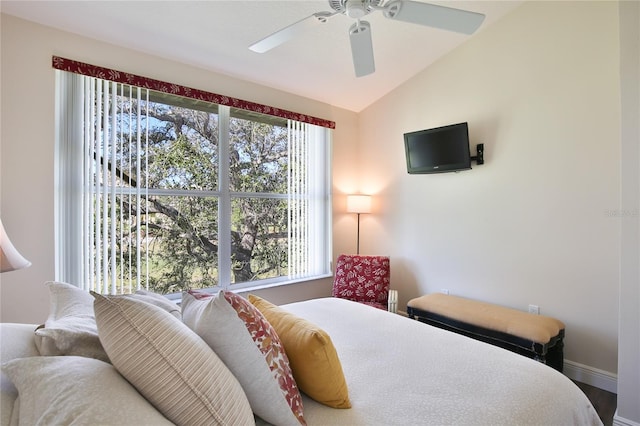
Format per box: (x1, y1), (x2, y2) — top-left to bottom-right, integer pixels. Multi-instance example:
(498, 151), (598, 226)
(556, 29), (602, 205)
(384, 1), (485, 35)
(349, 21), (375, 77)
(249, 12), (334, 53)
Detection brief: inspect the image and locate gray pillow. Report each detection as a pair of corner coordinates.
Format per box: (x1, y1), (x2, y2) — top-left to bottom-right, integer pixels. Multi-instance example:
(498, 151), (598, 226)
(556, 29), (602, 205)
(34, 282), (182, 363)
(34, 281), (108, 362)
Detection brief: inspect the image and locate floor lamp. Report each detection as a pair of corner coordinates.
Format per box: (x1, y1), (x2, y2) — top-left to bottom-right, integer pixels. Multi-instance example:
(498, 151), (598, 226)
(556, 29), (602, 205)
(346, 194), (371, 255)
(0, 218), (31, 273)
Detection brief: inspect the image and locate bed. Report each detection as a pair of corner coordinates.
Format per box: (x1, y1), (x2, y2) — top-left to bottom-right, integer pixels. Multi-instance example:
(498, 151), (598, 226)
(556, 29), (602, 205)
(280, 297), (601, 425)
(1, 291), (602, 426)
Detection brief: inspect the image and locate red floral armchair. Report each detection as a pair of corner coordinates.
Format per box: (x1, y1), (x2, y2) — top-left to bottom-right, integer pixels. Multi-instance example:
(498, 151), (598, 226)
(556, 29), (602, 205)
(332, 254), (394, 311)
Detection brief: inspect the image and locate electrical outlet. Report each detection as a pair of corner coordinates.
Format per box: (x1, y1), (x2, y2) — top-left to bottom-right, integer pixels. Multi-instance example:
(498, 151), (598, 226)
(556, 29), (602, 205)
(441, 289), (450, 295)
(528, 304), (540, 315)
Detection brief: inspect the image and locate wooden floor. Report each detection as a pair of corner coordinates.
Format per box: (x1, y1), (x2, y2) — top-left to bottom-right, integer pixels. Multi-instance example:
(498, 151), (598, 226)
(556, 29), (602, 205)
(574, 381), (617, 426)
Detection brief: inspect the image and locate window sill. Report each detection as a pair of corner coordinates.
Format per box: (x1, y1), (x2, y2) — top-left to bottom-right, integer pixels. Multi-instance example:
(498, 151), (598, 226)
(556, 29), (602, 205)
(234, 273), (333, 293)
(164, 273), (333, 302)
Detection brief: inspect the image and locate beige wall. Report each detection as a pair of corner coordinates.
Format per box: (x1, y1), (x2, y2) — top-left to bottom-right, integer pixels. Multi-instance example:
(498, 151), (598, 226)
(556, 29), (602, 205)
(357, 1), (621, 377)
(0, 13), (358, 323)
(617, 0), (640, 422)
(1, 1), (636, 409)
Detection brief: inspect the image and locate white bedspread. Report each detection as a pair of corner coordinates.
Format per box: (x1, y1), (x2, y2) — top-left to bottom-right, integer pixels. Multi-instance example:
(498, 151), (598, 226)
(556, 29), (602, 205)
(280, 297), (602, 426)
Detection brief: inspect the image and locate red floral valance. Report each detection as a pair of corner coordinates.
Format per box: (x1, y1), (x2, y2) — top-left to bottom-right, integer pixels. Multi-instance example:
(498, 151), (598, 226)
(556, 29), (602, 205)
(52, 56), (335, 129)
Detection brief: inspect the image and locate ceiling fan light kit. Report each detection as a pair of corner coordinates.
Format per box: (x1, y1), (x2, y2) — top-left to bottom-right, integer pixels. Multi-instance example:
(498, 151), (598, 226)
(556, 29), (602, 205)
(249, 0), (486, 77)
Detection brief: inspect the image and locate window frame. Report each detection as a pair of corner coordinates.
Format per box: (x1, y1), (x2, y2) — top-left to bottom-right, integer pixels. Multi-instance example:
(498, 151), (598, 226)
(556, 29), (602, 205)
(54, 63), (333, 295)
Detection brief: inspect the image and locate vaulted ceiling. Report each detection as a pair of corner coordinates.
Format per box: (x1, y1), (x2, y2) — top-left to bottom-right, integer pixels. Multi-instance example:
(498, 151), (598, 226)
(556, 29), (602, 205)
(1, 1), (522, 112)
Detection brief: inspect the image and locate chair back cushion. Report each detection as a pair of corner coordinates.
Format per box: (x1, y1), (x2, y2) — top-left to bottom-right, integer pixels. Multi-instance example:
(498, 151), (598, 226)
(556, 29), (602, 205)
(332, 255), (390, 309)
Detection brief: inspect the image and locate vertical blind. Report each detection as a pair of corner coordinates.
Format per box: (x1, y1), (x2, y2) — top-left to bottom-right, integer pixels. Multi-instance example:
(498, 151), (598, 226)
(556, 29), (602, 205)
(57, 72), (152, 293)
(288, 120), (307, 278)
(288, 122), (329, 278)
(55, 70), (331, 294)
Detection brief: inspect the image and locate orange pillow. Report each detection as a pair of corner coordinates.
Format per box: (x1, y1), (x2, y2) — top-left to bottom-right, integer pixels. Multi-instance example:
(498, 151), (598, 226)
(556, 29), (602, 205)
(248, 295), (351, 409)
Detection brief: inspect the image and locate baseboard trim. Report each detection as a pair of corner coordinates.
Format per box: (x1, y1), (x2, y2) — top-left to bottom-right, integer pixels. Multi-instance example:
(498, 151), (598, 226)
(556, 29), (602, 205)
(613, 410), (640, 426)
(563, 359), (617, 394)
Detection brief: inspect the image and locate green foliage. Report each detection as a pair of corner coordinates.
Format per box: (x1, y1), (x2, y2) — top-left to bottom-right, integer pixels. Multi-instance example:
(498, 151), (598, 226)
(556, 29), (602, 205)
(96, 96), (292, 294)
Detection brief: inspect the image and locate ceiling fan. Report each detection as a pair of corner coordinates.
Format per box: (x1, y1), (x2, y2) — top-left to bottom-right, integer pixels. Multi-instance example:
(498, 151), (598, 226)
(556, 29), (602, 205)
(249, 0), (486, 78)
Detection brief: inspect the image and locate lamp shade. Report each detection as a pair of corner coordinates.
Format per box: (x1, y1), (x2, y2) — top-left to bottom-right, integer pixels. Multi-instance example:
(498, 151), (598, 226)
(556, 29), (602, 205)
(0, 219), (31, 273)
(346, 194), (371, 214)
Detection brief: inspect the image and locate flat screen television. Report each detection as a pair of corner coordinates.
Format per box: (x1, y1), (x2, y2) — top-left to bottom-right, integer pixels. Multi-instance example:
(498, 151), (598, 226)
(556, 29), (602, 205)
(404, 122), (471, 174)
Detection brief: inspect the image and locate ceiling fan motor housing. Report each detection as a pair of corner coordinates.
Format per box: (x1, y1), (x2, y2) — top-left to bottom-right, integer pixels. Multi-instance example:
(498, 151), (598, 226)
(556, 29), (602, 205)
(329, 0), (385, 18)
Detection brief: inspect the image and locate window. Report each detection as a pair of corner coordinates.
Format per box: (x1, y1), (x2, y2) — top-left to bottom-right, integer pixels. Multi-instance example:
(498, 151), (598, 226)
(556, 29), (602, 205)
(55, 68), (332, 295)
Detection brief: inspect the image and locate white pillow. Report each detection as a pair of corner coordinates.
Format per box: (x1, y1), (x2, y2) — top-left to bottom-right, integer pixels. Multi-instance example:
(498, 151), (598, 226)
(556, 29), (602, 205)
(182, 290), (306, 425)
(133, 289), (181, 319)
(34, 281), (108, 362)
(93, 292), (255, 426)
(2, 356), (173, 425)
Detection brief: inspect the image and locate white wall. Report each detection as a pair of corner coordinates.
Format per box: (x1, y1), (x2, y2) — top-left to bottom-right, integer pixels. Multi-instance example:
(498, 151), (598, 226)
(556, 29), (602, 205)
(0, 13), (358, 323)
(356, 1), (621, 379)
(616, 1), (640, 423)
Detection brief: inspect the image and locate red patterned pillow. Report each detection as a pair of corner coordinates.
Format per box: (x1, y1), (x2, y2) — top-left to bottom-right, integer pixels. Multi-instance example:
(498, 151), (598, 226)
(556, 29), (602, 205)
(332, 255), (390, 309)
(182, 290), (306, 425)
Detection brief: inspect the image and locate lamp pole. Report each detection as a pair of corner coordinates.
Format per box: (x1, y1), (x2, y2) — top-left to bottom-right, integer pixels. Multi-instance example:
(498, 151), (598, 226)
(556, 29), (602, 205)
(346, 194), (371, 255)
(356, 213), (361, 254)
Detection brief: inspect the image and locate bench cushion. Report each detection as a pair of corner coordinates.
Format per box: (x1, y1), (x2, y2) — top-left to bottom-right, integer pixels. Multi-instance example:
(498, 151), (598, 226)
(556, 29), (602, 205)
(407, 293), (564, 344)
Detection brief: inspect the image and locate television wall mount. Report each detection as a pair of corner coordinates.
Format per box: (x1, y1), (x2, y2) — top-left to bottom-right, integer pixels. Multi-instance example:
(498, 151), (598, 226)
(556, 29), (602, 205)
(471, 143), (484, 165)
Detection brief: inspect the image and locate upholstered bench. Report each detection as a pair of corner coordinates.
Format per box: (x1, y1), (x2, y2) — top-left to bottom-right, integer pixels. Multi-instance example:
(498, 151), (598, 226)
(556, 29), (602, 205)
(407, 293), (565, 372)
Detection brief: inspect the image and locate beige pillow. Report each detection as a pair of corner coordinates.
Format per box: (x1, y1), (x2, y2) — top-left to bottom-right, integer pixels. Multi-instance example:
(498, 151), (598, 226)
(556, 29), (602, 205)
(92, 293), (254, 426)
(34, 281), (108, 362)
(2, 356), (173, 425)
(248, 294), (351, 409)
(182, 290), (306, 425)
